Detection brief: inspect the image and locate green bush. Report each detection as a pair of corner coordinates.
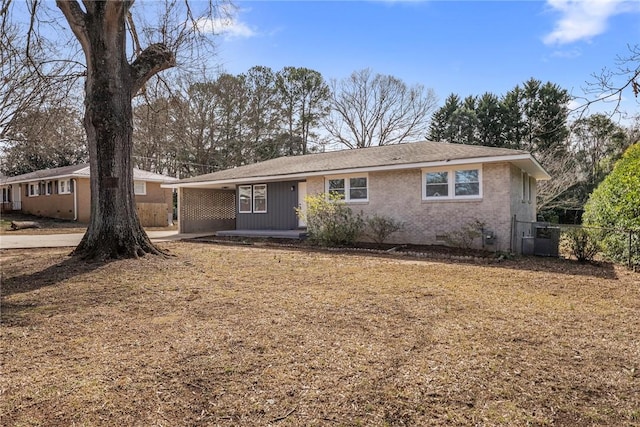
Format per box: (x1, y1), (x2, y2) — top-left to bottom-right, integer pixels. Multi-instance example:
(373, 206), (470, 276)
(561, 227), (600, 263)
(297, 193), (364, 246)
(365, 214), (405, 246)
(583, 143), (640, 266)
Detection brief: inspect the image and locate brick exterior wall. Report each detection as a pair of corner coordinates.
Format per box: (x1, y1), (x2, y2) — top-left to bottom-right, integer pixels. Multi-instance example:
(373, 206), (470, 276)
(16, 177), (175, 226)
(306, 162), (537, 252)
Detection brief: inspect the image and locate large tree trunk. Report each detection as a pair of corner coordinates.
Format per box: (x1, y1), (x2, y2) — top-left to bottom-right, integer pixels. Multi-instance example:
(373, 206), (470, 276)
(74, 18), (158, 260)
(57, 1), (174, 260)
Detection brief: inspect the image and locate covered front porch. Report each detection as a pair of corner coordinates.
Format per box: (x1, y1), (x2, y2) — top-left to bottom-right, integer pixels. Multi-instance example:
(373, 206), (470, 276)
(177, 182), (308, 235)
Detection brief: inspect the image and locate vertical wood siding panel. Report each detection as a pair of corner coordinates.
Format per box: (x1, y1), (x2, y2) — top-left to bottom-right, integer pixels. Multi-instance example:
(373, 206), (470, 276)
(236, 181), (299, 230)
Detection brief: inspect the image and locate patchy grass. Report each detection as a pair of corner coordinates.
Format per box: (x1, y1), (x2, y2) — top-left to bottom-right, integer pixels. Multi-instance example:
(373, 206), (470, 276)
(1, 242), (639, 426)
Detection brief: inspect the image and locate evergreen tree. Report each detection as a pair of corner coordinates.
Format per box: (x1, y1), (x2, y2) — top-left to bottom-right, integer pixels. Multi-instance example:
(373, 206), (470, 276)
(521, 78), (570, 153)
(450, 95), (478, 144)
(428, 93), (460, 142)
(500, 86), (526, 149)
(476, 92), (504, 147)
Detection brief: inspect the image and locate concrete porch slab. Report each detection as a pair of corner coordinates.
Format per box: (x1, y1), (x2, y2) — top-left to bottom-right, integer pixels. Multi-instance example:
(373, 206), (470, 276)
(215, 229), (308, 239)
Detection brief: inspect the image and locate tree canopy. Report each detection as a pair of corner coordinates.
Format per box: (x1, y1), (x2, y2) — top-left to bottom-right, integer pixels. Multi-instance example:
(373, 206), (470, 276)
(324, 68), (437, 149)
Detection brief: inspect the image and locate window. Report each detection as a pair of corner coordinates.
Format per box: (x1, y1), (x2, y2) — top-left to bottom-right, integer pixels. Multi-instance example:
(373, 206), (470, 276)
(425, 172), (449, 198)
(45, 181), (53, 195)
(423, 166), (481, 200)
(253, 184), (267, 213)
(349, 177), (368, 200)
(325, 175), (368, 202)
(238, 185), (252, 213)
(238, 184), (267, 214)
(134, 180), (146, 195)
(455, 169), (479, 196)
(58, 179), (72, 194)
(328, 179), (345, 198)
(1, 187), (9, 203)
(28, 183), (39, 197)
(522, 172), (531, 203)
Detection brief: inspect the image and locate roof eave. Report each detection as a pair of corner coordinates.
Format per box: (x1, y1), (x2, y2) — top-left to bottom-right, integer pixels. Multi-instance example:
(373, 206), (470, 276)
(163, 153), (551, 189)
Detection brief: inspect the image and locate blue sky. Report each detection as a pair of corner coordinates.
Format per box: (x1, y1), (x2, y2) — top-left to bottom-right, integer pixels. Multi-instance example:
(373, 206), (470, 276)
(207, 0), (640, 118)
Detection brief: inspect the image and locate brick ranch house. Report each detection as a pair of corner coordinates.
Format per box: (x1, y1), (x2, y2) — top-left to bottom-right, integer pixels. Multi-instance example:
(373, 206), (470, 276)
(164, 141), (550, 253)
(0, 164), (177, 227)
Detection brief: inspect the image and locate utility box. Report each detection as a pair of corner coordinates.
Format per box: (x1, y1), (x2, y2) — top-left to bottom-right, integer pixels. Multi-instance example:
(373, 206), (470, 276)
(533, 223), (560, 257)
(483, 231), (496, 246)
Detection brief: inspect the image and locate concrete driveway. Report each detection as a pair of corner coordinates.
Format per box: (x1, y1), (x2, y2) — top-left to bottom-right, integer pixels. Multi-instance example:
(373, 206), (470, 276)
(0, 230), (211, 250)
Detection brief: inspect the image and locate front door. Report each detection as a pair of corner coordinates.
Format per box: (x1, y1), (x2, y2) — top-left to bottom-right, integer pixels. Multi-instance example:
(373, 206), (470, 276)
(297, 181), (307, 227)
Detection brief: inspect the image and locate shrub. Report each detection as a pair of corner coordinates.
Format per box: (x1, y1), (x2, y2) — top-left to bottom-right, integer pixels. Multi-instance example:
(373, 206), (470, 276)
(583, 143), (640, 266)
(297, 193), (364, 246)
(561, 227), (600, 263)
(365, 214), (405, 246)
(442, 220), (485, 249)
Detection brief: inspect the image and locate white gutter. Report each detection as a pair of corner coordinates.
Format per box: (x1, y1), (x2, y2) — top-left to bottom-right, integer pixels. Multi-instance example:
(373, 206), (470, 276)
(72, 178), (78, 221)
(162, 153), (550, 189)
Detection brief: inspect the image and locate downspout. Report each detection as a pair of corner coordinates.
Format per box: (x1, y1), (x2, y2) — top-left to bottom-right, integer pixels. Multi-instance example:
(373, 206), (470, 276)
(177, 187), (182, 233)
(72, 178), (78, 221)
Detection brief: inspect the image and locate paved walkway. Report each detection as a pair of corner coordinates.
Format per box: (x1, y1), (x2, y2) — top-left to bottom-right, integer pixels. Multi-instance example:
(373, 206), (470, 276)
(0, 231), (213, 250)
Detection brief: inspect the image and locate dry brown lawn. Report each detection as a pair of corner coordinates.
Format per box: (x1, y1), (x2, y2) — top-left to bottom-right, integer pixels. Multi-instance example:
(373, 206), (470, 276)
(0, 213), (176, 235)
(1, 242), (639, 426)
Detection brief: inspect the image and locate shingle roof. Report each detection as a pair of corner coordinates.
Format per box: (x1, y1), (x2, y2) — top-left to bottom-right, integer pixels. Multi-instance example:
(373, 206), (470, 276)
(0, 163), (177, 184)
(172, 140), (547, 185)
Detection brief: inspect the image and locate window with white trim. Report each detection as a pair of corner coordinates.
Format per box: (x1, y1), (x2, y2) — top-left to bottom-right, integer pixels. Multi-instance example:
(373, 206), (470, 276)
(238, 185), (252, 213)
(455, 169), (480, 196)
(327, 179), (345, 198)
(425, 171), (449, 198)
(28, 183), (39, 197)
(45, 181), (53, 195)
(238, 184), (268, 213)
(325, 175), (368, 202)
(253, 184), (267, 213)
(134, 180), (146, 195)
(423, 166), (482, 200)
(58, 179), (72, 194)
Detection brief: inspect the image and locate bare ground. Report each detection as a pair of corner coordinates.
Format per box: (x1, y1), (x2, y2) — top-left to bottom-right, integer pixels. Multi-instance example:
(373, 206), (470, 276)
(1, 242), (639, 426)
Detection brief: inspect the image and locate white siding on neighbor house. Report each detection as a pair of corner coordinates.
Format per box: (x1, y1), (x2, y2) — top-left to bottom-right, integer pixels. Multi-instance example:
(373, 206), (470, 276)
(307, 162), (528, 252)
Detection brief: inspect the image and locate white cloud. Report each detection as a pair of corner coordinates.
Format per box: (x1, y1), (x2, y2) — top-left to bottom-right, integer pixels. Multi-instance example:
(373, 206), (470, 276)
(196, 15), (256, 40)
(543, 0), (638, 45)
(550, 48), (583, 59)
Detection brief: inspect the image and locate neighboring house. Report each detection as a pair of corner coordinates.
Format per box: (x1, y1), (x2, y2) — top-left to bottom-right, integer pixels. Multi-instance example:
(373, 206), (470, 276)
(164, 141), (550, 252)
(0, 164), (177, 227)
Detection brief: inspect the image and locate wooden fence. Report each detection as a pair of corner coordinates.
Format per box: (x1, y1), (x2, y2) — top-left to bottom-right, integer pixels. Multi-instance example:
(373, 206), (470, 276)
(136, 202), (170, 227)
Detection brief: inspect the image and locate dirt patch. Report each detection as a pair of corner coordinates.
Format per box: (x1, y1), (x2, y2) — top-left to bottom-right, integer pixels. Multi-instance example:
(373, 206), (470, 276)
(1, 243), (639, 426)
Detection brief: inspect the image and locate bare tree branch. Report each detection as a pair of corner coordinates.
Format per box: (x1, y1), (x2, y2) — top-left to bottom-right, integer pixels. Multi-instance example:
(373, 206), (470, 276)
(55, 1), (89, 56)
(130, 43), (175, 95)
(571, 44), (640, 120)
(323, 69), (438, 149)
